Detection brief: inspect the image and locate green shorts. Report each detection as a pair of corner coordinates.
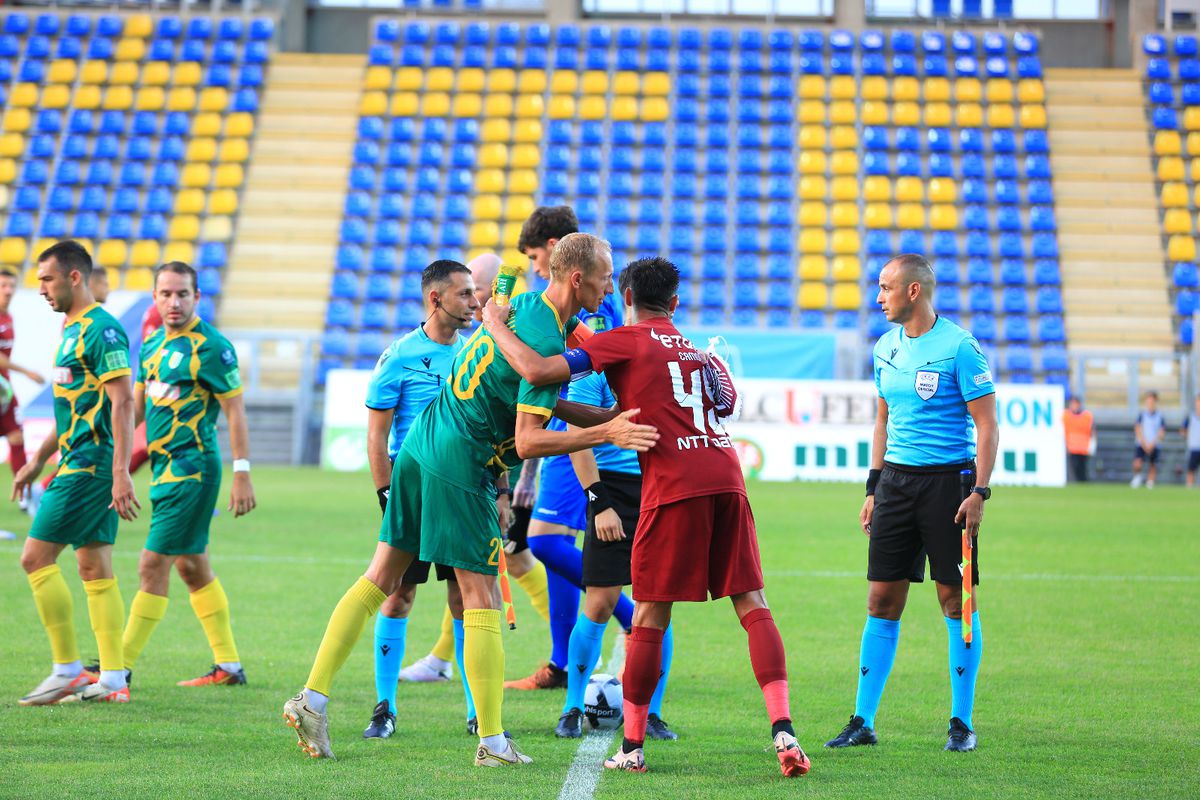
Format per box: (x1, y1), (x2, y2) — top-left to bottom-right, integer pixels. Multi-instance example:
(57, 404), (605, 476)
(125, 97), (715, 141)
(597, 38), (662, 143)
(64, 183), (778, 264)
(29, 472), (118, 549)
(145, 479), (220, 555)
(381, 445), (502, 576)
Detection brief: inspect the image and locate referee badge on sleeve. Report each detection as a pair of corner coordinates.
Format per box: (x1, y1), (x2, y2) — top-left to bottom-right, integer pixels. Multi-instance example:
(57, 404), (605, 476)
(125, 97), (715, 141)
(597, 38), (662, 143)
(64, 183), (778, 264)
(915, 370), (939, 400)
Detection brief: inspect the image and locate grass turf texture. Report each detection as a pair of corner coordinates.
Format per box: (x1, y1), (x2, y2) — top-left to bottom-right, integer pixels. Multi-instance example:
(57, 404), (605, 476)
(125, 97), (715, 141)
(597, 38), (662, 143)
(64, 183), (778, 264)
(0, 467), (1196, 799)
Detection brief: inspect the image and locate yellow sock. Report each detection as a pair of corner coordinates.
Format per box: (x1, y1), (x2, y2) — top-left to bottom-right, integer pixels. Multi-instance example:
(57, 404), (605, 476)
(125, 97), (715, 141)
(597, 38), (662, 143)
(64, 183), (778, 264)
(189, 578), (239, 664)
(83, 578), (125, 673)
(430, 605), (455, 662)
(28, 564), (79, 665)
(122, 591), (169, 669)
(463, 608), (504, 738)
(514, 562), (550, 622)
(305, 576), (386, 697)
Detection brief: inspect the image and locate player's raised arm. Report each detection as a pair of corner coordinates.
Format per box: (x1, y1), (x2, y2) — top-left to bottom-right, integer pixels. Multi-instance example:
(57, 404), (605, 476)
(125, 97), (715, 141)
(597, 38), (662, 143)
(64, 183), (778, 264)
(513, 409), (657, 460)
(481, 299), (572, 386)
(220, 392), (257, 518)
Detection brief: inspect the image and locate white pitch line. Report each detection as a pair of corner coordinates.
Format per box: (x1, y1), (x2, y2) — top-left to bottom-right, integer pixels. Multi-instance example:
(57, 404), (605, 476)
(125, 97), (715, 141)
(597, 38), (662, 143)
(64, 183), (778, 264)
(557, 630), (627, 800)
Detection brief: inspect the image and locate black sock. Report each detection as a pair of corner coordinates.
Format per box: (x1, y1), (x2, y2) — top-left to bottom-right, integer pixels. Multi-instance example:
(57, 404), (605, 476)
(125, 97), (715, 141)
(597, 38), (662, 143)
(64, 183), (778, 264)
(772, 719), (795, 738)
(622, 736), (644, 752)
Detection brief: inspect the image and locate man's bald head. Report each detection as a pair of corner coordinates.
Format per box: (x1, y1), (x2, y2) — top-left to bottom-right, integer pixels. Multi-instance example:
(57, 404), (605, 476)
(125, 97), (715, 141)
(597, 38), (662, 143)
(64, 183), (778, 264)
(467, 252), (503, 322)
(886, 253), (936, 299)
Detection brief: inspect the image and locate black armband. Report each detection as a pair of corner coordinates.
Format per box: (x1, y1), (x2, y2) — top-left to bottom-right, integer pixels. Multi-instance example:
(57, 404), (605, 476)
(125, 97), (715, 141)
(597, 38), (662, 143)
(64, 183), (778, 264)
(585, 481), (614, 514)
(377, 486), (390, 514)
(865, 469), (882, 497)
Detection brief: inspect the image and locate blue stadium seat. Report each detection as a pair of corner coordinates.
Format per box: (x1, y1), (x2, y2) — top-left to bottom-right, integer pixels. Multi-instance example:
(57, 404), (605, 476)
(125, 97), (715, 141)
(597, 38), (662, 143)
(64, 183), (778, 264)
(996, 207), (1022, 232)
(896, 127), (920, 151)
(932, 231), (959, 258)
(108, 188), (135, 214)
(1002, 287), (1028, 314)
(1177, 290), (1197, 316)
(863, 127), (889, 150)
(1150, 82), (1174, 105)
(1038, 316), (1065, 343)
(20, 60), (45, 83)
(1036, 286), (1064, 314)
(197, 269), (222, 297)
(341, 218), (368, 244)
(998, 233), (1024, 259)
(364, 274), (391, 301)
(937, 286), (962, 313)
(967, 233), (992, 259)
(927, 128), (952, 152)
(962, 205), (988, 230)
(1182, 59), (1200, 80)
(673, 173), (697, 198)
(1153, 107), (1178, 130)
(899, 231), (925, 254)
(366, 249), (394, 274)
(866, 231), (893, 256)
(1005, 346), (1033, 373)
(325, 299), (355, 330)
(358, 119), (383, 143)
(1032, 234), (1059, 259)
(1030, 206), (1057, 231)
(1174, 261), (1200, 288)
(1002, 316), (1029, 343)
(70, 211), (99, 239)
(30, 135), (56, 159)
(896, 153), (922, 176)
(929, 154), (954, 177)
(798, 53), (825, 74)
(39, 211), (67, 238)
(576, 199), (600, 225)
(994, 180), (1019, 205)
(344, 191), (371, 218)
(139, 214), (165, 240)
(144, 188), (171, 214)
(864, 152), (890, 176)
(985, 56), (1009, 78)
(996, 259), (1024, 286)
(1146, 58), (1171, 80)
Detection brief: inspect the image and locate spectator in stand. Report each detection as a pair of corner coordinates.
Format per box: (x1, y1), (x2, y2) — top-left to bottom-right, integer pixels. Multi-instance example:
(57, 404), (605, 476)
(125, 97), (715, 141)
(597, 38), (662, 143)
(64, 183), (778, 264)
(1131, 391), (1165, 489)
(1182, 396), (1200, 488)
(1062, 397), (1095, 483)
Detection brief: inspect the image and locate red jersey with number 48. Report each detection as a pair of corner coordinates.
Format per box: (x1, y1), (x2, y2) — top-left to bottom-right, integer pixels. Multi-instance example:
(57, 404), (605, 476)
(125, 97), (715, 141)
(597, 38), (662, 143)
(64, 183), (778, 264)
(0, 310), (13, 380)
(579, 317), (745, 510)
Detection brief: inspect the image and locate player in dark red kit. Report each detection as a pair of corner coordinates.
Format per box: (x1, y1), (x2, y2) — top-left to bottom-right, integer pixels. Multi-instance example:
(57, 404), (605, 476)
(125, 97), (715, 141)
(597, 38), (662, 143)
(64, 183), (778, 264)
(0, 270), (46, 485)
(482, 256), (809, 778)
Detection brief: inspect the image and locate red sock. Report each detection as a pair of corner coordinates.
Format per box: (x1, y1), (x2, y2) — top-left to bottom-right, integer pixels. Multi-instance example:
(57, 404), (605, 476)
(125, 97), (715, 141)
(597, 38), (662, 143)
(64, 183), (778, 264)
(130, 447), (149, 474)
(10, 441), (26, 477)
(741, 608), (791, 724)
(620, 626), (664, 749)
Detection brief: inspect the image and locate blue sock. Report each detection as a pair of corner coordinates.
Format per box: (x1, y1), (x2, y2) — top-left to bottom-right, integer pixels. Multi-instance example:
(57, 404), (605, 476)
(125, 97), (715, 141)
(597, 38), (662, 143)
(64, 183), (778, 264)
(546, 568), (579, 669)
(528, 533), (584, 587)
(453, 617), (476, 720)
(373, 614), (408, 714)
(945, 612), (982, 730)
(613, 593), (635, 631)
(854, 616), (900, 729)
(649, 622), (673, 716)
(563, 614), (606, 714)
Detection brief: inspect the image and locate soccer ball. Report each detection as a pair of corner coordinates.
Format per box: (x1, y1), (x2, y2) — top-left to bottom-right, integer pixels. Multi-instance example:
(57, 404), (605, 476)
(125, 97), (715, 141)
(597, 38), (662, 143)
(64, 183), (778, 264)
(583, 673), (624, 730)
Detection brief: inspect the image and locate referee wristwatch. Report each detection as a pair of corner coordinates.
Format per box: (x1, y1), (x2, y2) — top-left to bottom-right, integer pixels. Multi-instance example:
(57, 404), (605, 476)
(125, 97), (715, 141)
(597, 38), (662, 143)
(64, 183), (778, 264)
(971, 486), (991, 501)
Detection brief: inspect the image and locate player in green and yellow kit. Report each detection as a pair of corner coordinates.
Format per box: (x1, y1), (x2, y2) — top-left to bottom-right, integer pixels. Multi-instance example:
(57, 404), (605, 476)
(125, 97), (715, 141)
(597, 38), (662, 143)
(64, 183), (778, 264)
(283, 233), (660, 765)
(13, 240), (139, 705)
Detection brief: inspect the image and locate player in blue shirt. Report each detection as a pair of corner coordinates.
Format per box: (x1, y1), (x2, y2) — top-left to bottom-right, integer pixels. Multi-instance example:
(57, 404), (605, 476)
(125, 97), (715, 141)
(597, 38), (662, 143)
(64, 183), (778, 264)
(826, 254), (999, 754)
(361, 260), (488, 740)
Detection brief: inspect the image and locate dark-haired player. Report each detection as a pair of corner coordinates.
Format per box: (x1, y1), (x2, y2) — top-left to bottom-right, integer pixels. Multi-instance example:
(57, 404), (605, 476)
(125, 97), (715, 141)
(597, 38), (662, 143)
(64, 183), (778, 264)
(482, 257), (809, 777)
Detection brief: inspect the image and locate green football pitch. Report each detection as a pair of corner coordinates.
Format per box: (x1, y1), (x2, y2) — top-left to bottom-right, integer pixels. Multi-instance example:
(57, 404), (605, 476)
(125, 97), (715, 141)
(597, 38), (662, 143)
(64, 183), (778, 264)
(0, 467), (1196, 799)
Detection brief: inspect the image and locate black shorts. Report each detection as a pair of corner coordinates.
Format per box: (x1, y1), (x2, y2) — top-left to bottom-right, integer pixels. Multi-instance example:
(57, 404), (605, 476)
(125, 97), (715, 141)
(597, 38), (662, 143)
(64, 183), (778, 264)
(1188, 450), (1200, 472)
(1135, 445), (1161, 464)
(868, 462), (980, 586)
(401, 558), (456, 585)
(582, 471), (642, 588)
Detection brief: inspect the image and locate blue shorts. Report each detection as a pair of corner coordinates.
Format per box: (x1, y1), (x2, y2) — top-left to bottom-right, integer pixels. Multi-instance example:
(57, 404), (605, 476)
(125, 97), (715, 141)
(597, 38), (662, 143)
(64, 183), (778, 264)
(531, 454), (587, 531)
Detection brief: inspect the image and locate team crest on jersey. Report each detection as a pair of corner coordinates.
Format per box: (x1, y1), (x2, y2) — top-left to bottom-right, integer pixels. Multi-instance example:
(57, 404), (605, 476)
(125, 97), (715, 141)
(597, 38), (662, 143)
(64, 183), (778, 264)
(220, 349), (236, 366)
(915, 370), (939, 401)
(53, 367), (73, 385)
(168, 351), (184, 369)
(103, 327), (120, 344)
(61, 337), (76, 354)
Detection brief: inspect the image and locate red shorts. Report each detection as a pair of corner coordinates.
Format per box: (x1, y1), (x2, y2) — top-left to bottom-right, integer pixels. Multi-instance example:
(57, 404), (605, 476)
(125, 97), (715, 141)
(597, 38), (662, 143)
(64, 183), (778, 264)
(0, 395), (21, 436)
(631, 491), (764, 602)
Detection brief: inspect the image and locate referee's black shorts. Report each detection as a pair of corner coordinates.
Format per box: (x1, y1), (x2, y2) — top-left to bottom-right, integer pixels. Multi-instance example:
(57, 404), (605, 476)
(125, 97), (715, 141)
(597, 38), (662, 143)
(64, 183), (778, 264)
(582, 470), (642, 587)
(868, 461), (980, 586)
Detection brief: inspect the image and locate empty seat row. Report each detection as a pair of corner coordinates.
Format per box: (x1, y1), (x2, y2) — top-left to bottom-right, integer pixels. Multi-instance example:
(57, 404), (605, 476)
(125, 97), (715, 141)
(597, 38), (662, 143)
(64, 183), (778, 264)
(0, 35), (268, 63)
(2, 13), (273, 41)
(6, 185), (239, 215)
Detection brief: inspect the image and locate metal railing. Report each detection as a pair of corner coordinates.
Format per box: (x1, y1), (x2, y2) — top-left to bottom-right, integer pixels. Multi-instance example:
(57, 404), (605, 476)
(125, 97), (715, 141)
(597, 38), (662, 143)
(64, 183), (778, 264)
(1070, 348), (1193, 414)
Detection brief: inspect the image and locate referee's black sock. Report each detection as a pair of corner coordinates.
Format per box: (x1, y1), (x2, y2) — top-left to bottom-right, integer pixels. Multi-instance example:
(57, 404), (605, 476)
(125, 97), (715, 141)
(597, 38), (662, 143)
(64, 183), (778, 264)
(772, 719), (795, 738)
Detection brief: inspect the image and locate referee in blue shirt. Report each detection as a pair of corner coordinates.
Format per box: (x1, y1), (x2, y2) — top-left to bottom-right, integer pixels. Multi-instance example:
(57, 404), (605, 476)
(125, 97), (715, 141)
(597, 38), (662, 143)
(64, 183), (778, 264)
(826, 254), (999, 753)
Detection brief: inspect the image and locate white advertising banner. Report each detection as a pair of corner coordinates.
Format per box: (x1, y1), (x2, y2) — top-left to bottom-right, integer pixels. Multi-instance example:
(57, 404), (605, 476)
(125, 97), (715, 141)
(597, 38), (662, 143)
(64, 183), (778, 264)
(321, 369), (375, 472)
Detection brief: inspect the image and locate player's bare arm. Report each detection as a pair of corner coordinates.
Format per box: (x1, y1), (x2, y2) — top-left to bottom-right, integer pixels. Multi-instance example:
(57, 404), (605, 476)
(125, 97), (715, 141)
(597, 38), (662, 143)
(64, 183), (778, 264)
(104, 376), (140, 520)
(514, 409), (658, 460)
(220, 393), (257, 518)
(11, 426), (58, 501)
(366, 407), (394, 508)
(861, 397), (889, 536)
(512, 458), (538, 508)
(554, 398), (620, 428)
(567, 433), (625, 542)
(481, 299), (571, 387)
(133, 383), (146, 426)
(955, 393), (998, 538)
(494, 472), (512, 531)
(0, 353), (44, 384)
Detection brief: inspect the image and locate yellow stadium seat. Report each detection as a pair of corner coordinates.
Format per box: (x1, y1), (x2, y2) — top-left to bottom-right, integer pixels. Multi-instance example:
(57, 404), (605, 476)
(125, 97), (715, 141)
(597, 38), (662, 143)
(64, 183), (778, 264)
(181, 163), (212, 188)
(505, 195), (535, 222)
(452, 93), (482, 117)
(516, 94), (544, 118)
(1162, 181), (1188, 207)
(798, 283), (829, 310)
(170, 189), (203, 217)
(141, 62), (170, 87)
(199, 88), (229, 113)
(924, 77), (951, 102)
(612, 97), (638, 121)
(191, 113), (221, 137)
(487, 69), (517, 93)
(643, 72), (670, 96)
(501, 248), (525, 267)
(8, 84), (37, 108)
(123, 268), (153, 291)
(116, 38), (145, 61)
(501, 222), (523, 246)
(1187, 133), (1200, 156)
(955, 103), (983, 128)
(800, 229), (828, 254)
(893, 102), (920, 126)
(511, 145), (540, 168)
(508, 169), (538, 195)
(1192, 183), (1200, 205)
(1019, 105), (1047, 129)
(956, 78), (982, 103)
(214, 164), (244, 189)
(831, 202), (858, 227)
(129, 241), (161, 270)
(174, 62), (202, 87)
(1159, 157), (1186, 182)
(988, 104), (1016, 128)
(135, 87), (165, 112)
(830, 101), (855, 124)
(800, 75), (827, 99)
(930, 204), (959, 230)
(799, 151), (827, 174)
(421, 93), (450, 117)
(864, 176), (891, 202)
(1164, 208), (1193, 235)
(457, 68), (485, 92)
(227, 113), (255, 139)
(895, 176), (923, 202)
(832, 283), (861, 310)
(48, 60), (77, 84)
(481, 119), (511, 142)
(860, 101), (888, 125)
(209, 189), (239, 216)
(110, 62), (138, 86)
(0, 135), (21, 158)
(550, 71), (578, 93)
(23, 265), (40, 287)
(582, 71), (609, 94)
(892, 76), (919, 102)
(484, 94), (513, 117)
(1156, 131), (1183, 156)
(799, 255), (828, 280)
(860, 76), (887, 101)
(928, 178), (957, 203)
(830, 126), (857, 149)
(475, 168), (505, 193)
(203, 217), (233, 241)
(0, 238), (27, 267)
(393, 67), (422, 90)
(161, 242), (193, 265)
(1017, 79), (1045, 104)
(103, 86), (133, 111)
(186, 138), (218, 162)
(897, 203), (925, 229)
(41, 85), (70, 110)
(643, 97), (669, 121)
(0, 158), (13, 184)
(72, 86), (101, 111)
(96, 241), (128, 269)
(1168, 234), (1197, 261)
(478, 143), (508, 168)
(1185, 107), (1200, 131)
(613, 71), (639, 95)
(548, 95), (576, 120)
(514, 120), (542, 143)
(986, 78), (1014, 104)
(80, 61), (108, 85)
(579, 95), (606, 120)
(831, 151), (858, 175)
(799, 125), (826, 149)
(799, 203), (827, 226)
(797, 101), (826, 123)
(832, 256), (861, 282)
(124, 14), (153, 38)
(830, 75), (856, 99)
(831, 177), (858, 201)
(219, 139), (249, 163)
(426, 67), (454, 92)
(799, 175), (827, 200)
(469, 222), (501, 248)
(473, 194), (502, 220)
(2, 110), (30, 133)
(831, 229), (860, 255)
(925, 102), (952, 127)
(363, 66), (391, 90)
(518, 70), (547, 94)
(168, 87), (198, 112)
(390, 92), (419, 117)
(864, 203), (893, 229)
